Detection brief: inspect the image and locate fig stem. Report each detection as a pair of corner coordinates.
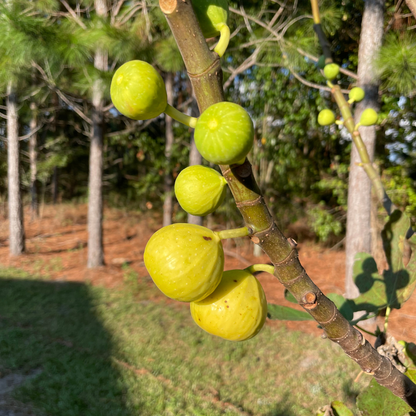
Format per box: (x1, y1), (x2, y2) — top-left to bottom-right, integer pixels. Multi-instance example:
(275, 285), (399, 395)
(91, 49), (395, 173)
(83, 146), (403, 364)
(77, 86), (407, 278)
(347, 98), (354, 105)
(214, 24), (230, 58)
(246, 264), (275, 275)
(216, 226), (249, 240)
(335, 120), (344, 126)
(165, 104), (198, 128)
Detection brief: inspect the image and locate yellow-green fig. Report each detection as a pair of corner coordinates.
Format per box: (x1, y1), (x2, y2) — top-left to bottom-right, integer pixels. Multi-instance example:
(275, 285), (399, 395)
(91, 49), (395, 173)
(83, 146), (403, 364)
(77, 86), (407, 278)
(190, 269), (267, 341)
(323, 63), (340, 80)
(175, 165), (227, 216)
(348, 87), (365, 103)
(318, 109), (336, 126)
(144, 224), (224, 302)
(192, 0), (229, 38)
(194, 102), (254, 165)
(359, 108), (378, 126)
(110, 60), (167, 121)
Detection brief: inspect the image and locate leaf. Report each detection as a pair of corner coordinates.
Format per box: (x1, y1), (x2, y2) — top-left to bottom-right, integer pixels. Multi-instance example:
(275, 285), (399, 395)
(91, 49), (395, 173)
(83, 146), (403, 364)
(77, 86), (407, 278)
(356, 379), (413, 416)
(352, 253), (388, 313)
(284, 289), (298, 304)
(326, 293), (354, 321)
(406, 369), (416, 384)
(331, 400), (354, 416)
(267, 304), (315, 321)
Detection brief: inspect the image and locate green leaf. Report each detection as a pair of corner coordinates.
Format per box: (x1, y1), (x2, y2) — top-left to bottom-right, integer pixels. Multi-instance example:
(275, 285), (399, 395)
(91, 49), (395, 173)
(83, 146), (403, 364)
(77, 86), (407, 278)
(352, 253), (388, 313)
(326, 293), (354, 321)
(406, 369), (416, 384)
(267, 304), (314, 321)
(356, 379), (413, 416)
(331, 400), (354, 416)
(284, 289), (298, 304)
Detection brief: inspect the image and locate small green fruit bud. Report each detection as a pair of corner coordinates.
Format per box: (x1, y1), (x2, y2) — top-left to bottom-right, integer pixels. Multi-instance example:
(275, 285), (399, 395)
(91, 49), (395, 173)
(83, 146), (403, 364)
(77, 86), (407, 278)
(192, 0), (229, 38)
(359, 108), (378, 126)
(348, 87), (365, 104)
(318, 109), (336, 126)
(175, 165), (227, 216)
(323, 63), (340, 80)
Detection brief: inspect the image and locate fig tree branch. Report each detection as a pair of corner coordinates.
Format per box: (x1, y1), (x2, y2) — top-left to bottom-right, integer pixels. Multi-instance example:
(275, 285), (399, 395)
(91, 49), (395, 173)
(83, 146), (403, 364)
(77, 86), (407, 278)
(160, 0), (416, 408)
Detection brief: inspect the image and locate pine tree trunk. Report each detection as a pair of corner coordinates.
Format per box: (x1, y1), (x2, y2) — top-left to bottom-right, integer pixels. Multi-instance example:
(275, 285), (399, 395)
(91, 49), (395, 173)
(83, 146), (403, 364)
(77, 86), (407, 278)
(52, 167), (58, 204)
(345, 0), (385, 298)
(406, 0), (416, 19)
(187, 99), (202, 226)
(29, 101), (38, 220)
(7, 82), (25, 255)
(87, 0), (107, 268)
(163, 72), (174, 227)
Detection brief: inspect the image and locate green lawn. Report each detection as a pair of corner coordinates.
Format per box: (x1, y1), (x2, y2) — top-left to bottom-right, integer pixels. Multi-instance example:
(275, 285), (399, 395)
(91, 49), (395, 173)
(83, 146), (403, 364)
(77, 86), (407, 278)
(0, 267), (366, 415)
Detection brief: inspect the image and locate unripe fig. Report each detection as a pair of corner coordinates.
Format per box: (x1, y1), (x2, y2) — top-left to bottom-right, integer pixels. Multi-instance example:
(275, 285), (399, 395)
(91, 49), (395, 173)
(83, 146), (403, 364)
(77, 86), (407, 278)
(190, 269), (267, 341)
(359, 108), (378, 126)
(194, 102), (254, 165)
(192, 0), (229, 38)
(348, 87), (365, 103)
(323, 63), (340, 80)
(318, 109), (335, 126)
(110, 60), (167, 121)
(175, 165), (227, 216)
(144, 224), (224, 302)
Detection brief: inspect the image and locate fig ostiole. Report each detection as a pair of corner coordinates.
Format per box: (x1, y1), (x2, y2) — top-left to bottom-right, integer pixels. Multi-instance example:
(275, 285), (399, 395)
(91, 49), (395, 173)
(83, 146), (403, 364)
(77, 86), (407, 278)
(354, 108), (378, 130)
(194, 102), (254, 165)
(174, 165), (227, 216)
(111, 60), (167, 121)
(348, 87), (365, 104)
(190, 268), (268, 341)
(317, 109), (335, 126)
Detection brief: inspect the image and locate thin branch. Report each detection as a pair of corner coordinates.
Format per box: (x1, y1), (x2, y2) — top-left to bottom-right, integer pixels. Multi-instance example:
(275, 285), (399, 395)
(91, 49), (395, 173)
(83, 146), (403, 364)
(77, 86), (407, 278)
(0, 113), (8, 120)
(60, 0), (87, 29)
(19, 123), (44, 141)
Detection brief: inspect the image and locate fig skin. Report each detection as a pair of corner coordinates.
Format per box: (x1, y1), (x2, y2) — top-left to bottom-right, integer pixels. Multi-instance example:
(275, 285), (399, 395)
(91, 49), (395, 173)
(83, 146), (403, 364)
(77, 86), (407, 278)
(192, 0), (229, 38)
(175, 165), (227, 216)
(190, 269), (267, 341)
(194, 102), (254, 165)
(318, 109), (335, 126)
(144, 223), (224, 302)
(110, 60), (167, 121)
(359, 108), (378, 126)
(349, 87), (365, 103)
(323, 63), (340, 80)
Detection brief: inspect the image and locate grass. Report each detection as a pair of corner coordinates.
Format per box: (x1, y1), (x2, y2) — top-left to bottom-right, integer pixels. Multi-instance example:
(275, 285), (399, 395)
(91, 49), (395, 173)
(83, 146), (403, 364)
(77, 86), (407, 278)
(0, 267), (367, 415)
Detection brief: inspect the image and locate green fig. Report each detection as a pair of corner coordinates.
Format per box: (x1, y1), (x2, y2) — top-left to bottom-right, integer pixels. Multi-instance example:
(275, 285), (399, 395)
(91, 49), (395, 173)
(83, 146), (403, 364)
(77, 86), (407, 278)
(323, 63), (340, 80)
(144, 224), (224, 302)
(111, 60), (167, 121)
(190, 269), (267, 341)
(194, 102), (254, 165)
(192, 0), (229, 38)
(175, 165), (227, 216)
(318, 109), (336, 126)
(359, 108), (378, 126)
(348, 87), (365, 104)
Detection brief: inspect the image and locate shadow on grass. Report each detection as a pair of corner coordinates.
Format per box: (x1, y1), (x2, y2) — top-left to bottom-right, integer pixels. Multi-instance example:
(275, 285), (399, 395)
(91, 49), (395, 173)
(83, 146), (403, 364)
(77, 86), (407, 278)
(0, 275), (132, 416)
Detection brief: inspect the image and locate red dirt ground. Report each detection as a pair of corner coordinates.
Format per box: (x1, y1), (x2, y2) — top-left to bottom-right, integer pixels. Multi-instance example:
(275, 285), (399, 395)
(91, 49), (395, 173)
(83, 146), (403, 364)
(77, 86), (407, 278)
(0, 204), (415, 344)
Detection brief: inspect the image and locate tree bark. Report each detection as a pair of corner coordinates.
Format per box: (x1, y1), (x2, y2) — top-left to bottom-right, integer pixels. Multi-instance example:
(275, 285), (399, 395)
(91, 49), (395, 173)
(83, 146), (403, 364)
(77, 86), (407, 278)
(345, 0), (385, 298)
(7, 82), (25, 256)
(163, 72), (174, 227)
(29, 101), (38, 220)
(187, 99), (203, 226)
(406, 0), (416, 19)
(87, 0), (107, 268)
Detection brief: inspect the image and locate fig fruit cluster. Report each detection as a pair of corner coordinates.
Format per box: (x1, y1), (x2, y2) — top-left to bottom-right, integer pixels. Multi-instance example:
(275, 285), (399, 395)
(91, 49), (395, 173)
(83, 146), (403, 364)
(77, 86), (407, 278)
(144, 224), (267, 342)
